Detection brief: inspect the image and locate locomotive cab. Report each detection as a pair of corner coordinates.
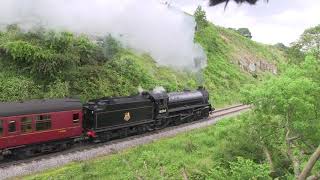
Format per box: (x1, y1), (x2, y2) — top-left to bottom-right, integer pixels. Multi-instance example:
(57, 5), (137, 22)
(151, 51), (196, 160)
(145, 92), (169, 118)
(82, 102), (96, 131)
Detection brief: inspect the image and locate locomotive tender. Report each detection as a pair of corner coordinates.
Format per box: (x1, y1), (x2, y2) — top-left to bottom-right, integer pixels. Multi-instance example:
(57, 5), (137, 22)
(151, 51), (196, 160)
(0, 87), (213, 159)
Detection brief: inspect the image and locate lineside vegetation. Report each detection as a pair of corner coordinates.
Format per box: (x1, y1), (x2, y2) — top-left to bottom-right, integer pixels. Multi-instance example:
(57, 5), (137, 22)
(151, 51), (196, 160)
(0, 22), (284, 106)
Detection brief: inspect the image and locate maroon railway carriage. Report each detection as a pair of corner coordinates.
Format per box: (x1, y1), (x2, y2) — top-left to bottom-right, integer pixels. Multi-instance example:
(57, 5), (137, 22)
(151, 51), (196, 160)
(0, 99), (83, 159)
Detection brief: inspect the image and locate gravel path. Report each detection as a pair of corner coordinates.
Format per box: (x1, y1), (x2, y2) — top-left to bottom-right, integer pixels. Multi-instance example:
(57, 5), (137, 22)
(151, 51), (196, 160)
(0, 105), (250, 180)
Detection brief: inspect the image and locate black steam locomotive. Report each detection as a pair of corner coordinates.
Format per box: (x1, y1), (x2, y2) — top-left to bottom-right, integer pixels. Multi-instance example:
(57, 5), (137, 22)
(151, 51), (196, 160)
(0, 87), (213, 159)
(83, 87), (213, 142)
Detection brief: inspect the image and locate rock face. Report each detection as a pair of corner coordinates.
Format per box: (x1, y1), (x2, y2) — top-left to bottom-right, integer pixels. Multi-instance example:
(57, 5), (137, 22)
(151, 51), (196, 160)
(238, 58), (277, 75)
(257, 60), (278, 74)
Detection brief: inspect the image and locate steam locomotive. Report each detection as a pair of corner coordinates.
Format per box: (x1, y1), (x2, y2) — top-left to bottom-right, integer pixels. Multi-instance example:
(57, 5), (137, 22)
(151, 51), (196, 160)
(0, 87), (213, 159)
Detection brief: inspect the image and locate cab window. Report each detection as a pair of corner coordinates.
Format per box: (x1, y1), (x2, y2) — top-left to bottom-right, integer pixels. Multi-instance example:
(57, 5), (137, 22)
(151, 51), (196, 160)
(21, 117), (33, 133)
(8, 120), (16, 133)
(36, 115), (51, 131)
(73, 113), (80, 124)
(0, 120), (3, 136)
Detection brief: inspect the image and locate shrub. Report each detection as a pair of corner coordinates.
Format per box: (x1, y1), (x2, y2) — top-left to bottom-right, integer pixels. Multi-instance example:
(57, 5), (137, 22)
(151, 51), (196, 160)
(0, 73), (41, 101)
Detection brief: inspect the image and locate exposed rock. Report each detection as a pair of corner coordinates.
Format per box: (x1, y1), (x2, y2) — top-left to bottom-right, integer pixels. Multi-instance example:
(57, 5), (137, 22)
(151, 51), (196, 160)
(238, 58), (277, 75)
(257, 60), (277, 74)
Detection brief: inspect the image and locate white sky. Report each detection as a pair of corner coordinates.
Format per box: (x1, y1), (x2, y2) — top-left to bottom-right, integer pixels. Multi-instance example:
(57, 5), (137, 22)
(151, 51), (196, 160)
(172, 0), (320, 45)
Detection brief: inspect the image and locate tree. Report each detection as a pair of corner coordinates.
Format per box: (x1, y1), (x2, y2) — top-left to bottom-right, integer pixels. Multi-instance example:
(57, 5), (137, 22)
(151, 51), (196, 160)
(286, 44), (306, 64)
(237, 28), (252, 39)
(100, 34), (122, 60)
(242, 55), (320, 179)
(295, 25), (320, 59)
(194, 6), (208, 30)
(274, 43), (287, 50)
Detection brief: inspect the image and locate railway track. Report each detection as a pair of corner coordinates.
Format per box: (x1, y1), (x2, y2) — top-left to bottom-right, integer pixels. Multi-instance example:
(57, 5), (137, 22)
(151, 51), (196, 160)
(0, 104), (250, 180)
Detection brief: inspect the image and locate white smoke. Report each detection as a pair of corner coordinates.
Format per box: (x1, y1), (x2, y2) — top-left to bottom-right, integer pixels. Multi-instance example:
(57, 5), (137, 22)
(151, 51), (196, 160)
(152, 86), (166, 94)
(0, 0), (207, 70)
(138, 86), (144, 94)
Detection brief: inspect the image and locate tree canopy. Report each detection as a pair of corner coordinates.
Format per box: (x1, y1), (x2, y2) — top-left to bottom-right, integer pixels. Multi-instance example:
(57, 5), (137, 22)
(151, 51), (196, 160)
(237, 28), (252, 39)
(242, 54), (320, 179)
(294, 24), (320, 59)
(194, 6), (208, 30)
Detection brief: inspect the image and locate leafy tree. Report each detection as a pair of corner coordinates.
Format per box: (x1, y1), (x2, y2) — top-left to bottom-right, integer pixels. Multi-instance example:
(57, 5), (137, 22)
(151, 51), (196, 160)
(237, 28), (252, 39)
(270, 25), (320, 65)
(0, 24), (223, 104)
(242, 55), (320, 179)
(295, 24), (320, 59)
(6, 24), (21, 33)
(100, 34), (122, 61)
(2, 40), (76, 80)
(44, 80), (70, 98)
(194, 6), (208, 30)
(0, 26), (109, 82)
(274, 43), (287, 50)
(0, 73), (41, 101)
(286, 44), (306, 64)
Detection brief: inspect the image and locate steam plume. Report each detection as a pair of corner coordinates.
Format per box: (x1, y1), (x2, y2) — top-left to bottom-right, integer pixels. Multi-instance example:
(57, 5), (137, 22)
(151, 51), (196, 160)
(0, 0), (207, 70)
(153, 86), (166, 94)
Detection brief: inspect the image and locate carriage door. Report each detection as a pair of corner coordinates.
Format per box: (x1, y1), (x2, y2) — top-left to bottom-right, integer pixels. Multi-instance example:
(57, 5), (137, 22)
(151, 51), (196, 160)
(6, 117), (20, 146)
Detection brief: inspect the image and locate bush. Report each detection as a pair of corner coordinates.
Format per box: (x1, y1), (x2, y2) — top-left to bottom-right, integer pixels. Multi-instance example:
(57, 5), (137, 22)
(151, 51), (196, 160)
(44, 80), (70, 98)
(228, 157), (270, 179)
(100, 34), (122, 61)
(0, 73), (41, 101)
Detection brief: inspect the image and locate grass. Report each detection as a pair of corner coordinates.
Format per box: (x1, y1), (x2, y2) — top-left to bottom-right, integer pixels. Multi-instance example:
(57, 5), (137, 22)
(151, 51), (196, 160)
(23, 113), (256, 180)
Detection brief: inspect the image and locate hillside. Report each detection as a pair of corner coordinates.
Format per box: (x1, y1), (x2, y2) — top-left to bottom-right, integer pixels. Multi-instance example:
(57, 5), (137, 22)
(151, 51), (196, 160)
(197, 24), (285, 106)
(0, 23), (286, 107)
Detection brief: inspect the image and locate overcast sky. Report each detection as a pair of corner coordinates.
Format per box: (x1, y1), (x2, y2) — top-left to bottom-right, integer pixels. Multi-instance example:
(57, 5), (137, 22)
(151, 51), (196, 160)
(172, 0), (320, 45)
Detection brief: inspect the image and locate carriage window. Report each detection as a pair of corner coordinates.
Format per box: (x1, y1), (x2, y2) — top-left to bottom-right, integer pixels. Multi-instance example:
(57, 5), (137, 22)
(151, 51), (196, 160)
(8, 120), (16, 133)
(36, 115), (51, 131)
(0, 120), (3, 136)
(21, 117), (33, 133)
(73, 113), (80, 124)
